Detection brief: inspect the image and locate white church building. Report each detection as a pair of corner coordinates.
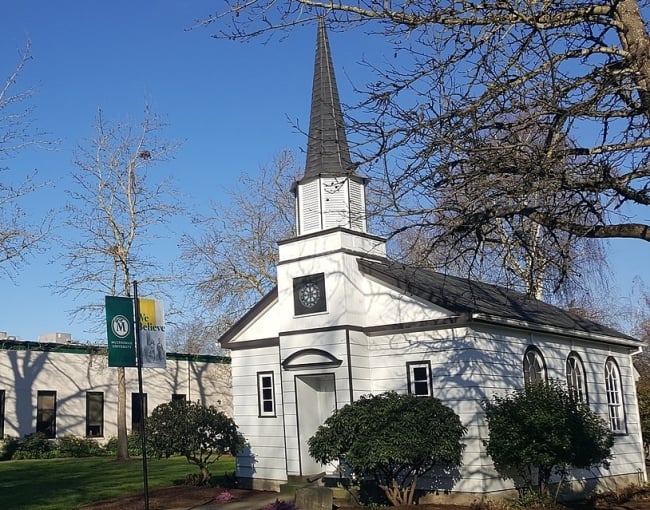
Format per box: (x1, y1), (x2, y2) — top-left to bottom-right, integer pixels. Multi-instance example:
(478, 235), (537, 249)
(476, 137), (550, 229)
(219, 20), (647, 499)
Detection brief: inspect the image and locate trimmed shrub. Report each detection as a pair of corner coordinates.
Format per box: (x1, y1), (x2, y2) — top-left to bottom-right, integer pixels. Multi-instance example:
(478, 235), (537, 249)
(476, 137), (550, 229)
(147, 400), (245, 485)
(2, 434), (108, 460)
(309, 391), (466, 506)
(54, 436), (104, 458)
(11, 432), (54, 460)
(484, 380), (613, 498)
(104, 433), (143, 457)
(1, 436), (20, 460)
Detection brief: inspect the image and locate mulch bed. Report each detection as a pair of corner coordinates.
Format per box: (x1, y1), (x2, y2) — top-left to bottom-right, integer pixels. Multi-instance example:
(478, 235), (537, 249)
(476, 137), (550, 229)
(81, 485), (650, 510)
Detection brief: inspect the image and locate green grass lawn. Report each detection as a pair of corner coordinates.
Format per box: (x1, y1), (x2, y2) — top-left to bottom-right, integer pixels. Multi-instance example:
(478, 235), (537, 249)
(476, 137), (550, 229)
(0, 455), (236, 510)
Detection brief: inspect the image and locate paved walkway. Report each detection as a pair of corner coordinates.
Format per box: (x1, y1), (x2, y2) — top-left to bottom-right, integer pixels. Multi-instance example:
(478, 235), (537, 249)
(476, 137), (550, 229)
(168, 490), (287, 510)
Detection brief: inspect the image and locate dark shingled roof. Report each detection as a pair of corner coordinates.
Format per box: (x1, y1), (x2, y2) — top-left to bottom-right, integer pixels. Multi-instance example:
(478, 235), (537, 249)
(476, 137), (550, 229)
(358, 258), (636, 341)
(302, 17), (354, 179)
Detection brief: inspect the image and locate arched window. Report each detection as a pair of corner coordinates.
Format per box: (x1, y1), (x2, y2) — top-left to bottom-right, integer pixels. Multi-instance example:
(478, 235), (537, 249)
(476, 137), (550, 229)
(566, 352), (588, 403)
(523, 346), (546, 384)
(605, 358), (626, 433)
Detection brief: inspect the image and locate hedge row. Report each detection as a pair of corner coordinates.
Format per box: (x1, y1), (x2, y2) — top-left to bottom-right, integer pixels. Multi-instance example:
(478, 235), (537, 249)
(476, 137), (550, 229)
(1, 432), (143, 460)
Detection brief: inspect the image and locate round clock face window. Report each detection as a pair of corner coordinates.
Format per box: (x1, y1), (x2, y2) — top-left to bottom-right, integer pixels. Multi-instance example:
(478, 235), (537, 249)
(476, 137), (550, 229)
(298, 282), (321, 308)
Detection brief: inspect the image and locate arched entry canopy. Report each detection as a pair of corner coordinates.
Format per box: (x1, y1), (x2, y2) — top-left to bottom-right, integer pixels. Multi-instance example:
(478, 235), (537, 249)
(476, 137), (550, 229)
(282, 348), (342, 371)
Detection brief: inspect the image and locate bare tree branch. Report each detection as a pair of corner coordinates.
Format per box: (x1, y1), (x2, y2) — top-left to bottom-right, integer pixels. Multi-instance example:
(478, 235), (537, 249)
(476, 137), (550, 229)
(181, 149), (299, 328)
(201, 0), (650, 249)
(0, 41), (54, 277)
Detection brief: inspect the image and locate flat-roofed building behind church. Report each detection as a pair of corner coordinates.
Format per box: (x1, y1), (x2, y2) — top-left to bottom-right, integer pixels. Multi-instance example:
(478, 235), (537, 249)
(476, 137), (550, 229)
(0, 333), (231, 441)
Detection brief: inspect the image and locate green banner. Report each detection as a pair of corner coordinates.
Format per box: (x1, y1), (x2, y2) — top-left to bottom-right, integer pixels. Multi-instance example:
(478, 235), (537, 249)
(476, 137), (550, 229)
(105, 296), (136, 367)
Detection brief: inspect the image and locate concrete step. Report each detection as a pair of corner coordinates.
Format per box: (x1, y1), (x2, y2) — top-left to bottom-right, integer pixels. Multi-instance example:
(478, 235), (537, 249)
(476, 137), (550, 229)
(279, 474), (325, 496)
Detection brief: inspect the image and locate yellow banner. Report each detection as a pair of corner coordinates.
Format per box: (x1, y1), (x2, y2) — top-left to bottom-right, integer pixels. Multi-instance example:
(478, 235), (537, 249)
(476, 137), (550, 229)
(138, 298), (166, 368)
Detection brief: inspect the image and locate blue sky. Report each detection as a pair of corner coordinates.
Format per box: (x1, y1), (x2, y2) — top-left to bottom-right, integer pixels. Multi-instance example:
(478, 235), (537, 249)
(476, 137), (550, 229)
(1, 1), (647, 342)
(1, 0), (379, 342)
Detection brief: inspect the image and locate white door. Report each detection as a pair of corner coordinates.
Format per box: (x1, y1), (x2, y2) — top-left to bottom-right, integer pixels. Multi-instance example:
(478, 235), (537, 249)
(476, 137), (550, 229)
(295, 374), (336, 476)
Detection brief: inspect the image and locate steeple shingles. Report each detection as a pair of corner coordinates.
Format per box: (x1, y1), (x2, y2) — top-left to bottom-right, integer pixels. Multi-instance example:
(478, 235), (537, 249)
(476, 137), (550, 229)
(303, 17), (354, 179)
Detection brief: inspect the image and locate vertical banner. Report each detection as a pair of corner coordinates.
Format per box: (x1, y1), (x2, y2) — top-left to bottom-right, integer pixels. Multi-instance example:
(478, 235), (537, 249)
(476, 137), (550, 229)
(138, 298), (166, 368)
(105, 296), (136, 367)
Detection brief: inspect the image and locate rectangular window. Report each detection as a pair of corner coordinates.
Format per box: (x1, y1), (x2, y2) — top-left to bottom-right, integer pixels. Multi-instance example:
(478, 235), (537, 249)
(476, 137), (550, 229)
(257, 372), (276, 417)
(86, 392), (104, 437)
(37, 390), (57, 438)
(0, 390), (5, 439)
(407, 361), (432, 397)
(131, 393), (148, 434)
(171, 393), (186, 401)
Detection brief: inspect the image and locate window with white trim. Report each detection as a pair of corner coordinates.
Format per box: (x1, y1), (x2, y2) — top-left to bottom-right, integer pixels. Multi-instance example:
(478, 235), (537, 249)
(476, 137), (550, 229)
(523, 346), (546, 385)
(566, 353), (588, 403)
(407, 361), (432, 396)
(258, 372), (276, 417)
(605, 358), (626, 433)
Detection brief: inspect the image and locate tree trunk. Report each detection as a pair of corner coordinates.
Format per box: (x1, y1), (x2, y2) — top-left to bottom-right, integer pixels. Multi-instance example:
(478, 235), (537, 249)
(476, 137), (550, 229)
(405, 476), (417, 505)
(116, 366), (129, 460)
(538, 466), (553, 498)
(382, 478), (417, 506)
(200, 465), (211, 485)
(614, 0), (650, 115)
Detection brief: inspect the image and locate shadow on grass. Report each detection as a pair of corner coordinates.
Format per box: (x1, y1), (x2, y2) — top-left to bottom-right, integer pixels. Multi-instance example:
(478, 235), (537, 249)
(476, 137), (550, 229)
(0, 455), (236, 510)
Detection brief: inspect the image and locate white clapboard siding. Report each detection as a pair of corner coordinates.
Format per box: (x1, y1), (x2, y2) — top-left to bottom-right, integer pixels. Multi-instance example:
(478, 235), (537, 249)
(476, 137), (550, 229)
(230, 344), (287, 483)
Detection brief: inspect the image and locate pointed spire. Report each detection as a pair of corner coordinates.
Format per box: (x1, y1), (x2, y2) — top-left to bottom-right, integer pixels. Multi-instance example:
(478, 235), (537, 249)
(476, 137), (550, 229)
(303, 17), (354, 179)
(292, 18), (368, 236)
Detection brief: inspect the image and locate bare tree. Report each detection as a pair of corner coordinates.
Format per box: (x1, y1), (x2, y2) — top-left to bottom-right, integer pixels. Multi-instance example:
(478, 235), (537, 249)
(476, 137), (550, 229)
(166, 317), (225, 355)
(181, 149), (298, 328)
(385, 119), (612, 302)
(393, 213), (610, 304)
(200, 0), (650, 285)
(632, 282), (650, 343)
(57, 106), (181, 460)
(0, 41), (52, 276)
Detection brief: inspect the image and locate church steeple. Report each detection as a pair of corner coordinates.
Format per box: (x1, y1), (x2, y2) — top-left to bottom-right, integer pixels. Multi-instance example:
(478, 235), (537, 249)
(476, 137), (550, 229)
(294, 18), (368, 236)
(304, 17), (353, 178)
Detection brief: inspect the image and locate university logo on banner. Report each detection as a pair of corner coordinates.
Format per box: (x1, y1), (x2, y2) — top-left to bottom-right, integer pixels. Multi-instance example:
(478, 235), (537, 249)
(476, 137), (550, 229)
(139, 298), (166, 368)
(105, 296), (136, 367)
